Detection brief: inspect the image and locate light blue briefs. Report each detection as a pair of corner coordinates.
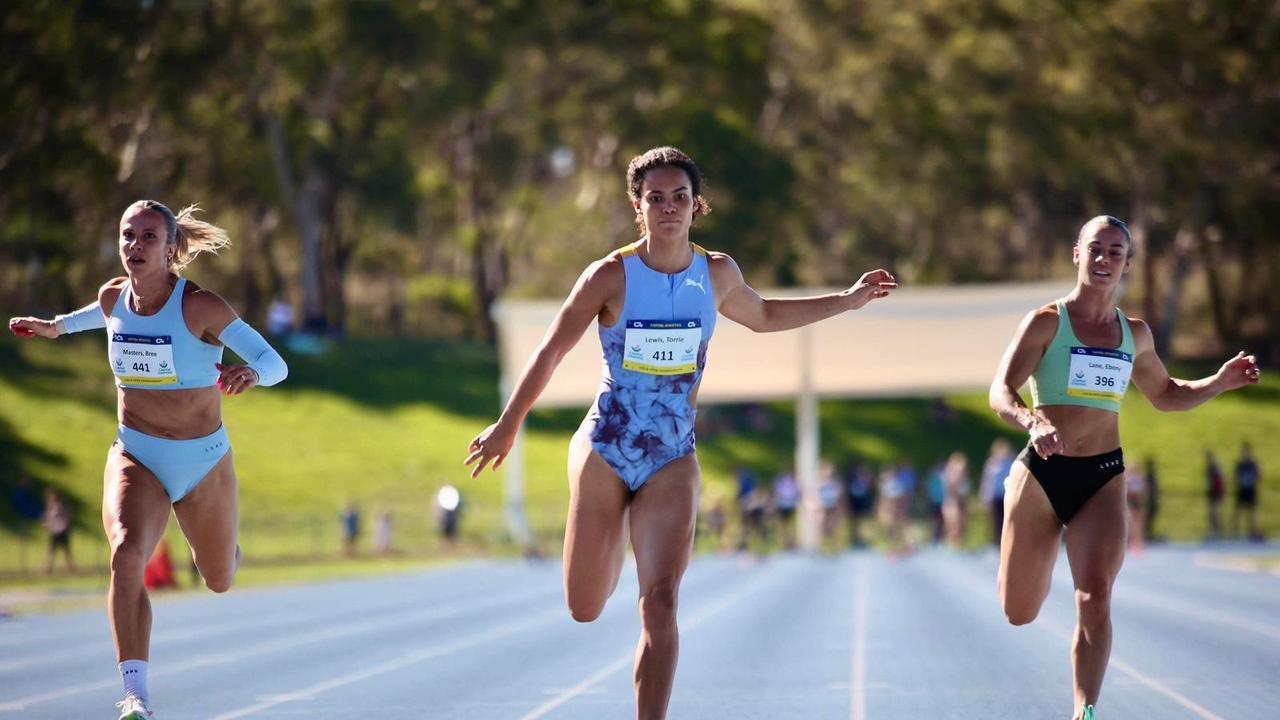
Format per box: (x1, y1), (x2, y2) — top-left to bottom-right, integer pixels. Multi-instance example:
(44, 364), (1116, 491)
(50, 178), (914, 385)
(114, 424), (230, 501)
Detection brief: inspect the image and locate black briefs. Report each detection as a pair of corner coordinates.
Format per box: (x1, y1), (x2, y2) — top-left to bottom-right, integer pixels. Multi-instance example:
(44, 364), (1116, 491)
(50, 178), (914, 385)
(1018, 444), (1124, 524)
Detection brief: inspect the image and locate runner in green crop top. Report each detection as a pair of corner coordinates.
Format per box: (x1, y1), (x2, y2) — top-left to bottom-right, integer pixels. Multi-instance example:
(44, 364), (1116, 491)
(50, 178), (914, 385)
(988, 215), (1260, 720)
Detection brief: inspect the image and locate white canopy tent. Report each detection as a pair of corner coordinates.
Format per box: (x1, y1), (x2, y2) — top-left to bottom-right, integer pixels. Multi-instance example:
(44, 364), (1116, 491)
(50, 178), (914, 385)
(491, 280), (1072, 548)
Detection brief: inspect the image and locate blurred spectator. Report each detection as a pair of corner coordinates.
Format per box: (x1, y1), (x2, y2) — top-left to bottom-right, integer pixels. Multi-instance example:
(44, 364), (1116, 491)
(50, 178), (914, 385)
(941, 452), (971, 549)
(979, 439), (1014, 547)
(42, 488), (75, 575)
(735, 467), (757, 507)
(773, 469), (800, 550)
(702, 498), (728, 553)
(1125, 466), (1147, 554)
(10, 471), (43, 524)
(341, 502), (362, 557)
(926, 459), (947, 544)
(929, 397), (957, 425)
(743, 403), (775, 433)
(375, 510), (394, 555)
(436, 485), (462, 547)
(877, 465), (910, 556)
(894, 459), (919, 542)
(1143, 456), (1160, 542)
(144, 538), (177, 590)
(735, 467), (760, 551)
(735, 487), (771, 554)
(267, 297), (295, 337)
(1232, 442), (1261, 540)
(818, 461), (844, 551)
(1205, 450), (1225, 540)
(845, 462), (876, 548)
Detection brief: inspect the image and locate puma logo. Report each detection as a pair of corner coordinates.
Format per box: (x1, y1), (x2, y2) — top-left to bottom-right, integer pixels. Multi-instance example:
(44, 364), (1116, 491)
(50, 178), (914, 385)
(684, 275), (706, 293)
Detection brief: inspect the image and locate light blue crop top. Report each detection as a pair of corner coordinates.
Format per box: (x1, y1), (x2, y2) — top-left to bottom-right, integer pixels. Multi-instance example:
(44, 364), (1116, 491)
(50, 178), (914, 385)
(107, 278), (222, 389)
(596, 241), (718, 395)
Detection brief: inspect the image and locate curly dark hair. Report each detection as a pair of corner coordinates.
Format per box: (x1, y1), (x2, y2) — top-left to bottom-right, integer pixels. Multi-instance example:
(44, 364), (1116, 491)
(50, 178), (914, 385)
(625, 146), (711, 236)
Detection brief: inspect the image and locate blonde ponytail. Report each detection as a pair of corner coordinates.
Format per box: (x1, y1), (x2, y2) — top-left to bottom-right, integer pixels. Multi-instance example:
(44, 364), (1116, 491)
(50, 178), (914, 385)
(172, 204), (230, 271)
(125, 200), (230, 272)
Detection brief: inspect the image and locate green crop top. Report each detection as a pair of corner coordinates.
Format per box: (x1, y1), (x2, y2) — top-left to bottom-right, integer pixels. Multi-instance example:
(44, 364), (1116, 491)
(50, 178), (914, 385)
(1028, 301), (1136, 413)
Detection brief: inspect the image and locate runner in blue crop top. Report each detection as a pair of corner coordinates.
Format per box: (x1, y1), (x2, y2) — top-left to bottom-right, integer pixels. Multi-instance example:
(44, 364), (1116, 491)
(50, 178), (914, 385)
(988, 215), (1260, 720)
(10, 200), (287, 720)
(465, 147), (898, 720)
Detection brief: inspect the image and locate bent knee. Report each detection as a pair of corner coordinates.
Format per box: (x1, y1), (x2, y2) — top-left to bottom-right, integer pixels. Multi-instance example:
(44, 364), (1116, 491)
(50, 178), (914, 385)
(1004, 606), (1039, 626)
(568, 603), (604, 623)
(203, 571), (235, 594)
(566, 593), (607, 623)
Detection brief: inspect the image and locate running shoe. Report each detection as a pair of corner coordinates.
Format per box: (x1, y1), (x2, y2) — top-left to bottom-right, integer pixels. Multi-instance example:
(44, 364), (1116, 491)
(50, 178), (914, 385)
(1081, 705), (1095, 720)
(116, 695), (154, 719)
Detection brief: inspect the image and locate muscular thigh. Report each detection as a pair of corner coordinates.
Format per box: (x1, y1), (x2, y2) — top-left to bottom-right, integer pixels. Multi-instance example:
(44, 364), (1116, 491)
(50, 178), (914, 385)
(172, 449), (239, 575)
(564, 429), (631, 599)
(1064, 474), (1127, 589)
(630, 454), (700, 590)
(102, 445), (172, 555)
(999, 461), (1063, 615)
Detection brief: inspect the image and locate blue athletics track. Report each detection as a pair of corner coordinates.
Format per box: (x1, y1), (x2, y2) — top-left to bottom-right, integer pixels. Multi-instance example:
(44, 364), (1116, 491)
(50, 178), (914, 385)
(2, 545), (1276, 719)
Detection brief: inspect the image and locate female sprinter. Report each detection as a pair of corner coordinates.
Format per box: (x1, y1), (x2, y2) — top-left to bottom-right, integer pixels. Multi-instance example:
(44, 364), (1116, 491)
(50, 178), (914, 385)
(9, 200), (288, 720)
(989, 215), (1260, 720)
(465, 146), (896, 719)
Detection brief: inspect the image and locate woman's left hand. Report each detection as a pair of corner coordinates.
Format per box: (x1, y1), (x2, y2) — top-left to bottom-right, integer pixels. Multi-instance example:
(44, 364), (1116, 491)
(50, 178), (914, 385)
(1217, 351), (1261, 391)
(216, 362), (260, 395)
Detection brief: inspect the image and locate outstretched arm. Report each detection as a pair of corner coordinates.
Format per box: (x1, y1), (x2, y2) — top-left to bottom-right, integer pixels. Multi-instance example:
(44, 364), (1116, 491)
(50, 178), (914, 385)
(1129, 320), (1259, 411)
(712, 253), (896, 333)
(989, 307), (1062, 459)
(464, 258), (618, 477)
(9, 301), (108, 339)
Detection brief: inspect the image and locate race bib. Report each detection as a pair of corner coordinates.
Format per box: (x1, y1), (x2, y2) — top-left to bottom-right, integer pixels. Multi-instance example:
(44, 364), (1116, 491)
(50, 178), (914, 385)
(110, 333), (179, 385)
(622, 319), (701, 376)
(1067, 346), (1132, 402)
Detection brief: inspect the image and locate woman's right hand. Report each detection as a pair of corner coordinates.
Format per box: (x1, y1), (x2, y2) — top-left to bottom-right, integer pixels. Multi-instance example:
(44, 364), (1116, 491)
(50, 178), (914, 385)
(8, 317), (57, 339)
(1029, 418), (1064, 459)
(464, 421), (517, 479)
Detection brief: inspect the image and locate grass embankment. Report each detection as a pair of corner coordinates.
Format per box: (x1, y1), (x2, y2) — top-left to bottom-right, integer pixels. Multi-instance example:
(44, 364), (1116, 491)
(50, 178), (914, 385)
(2, 335), (1275, 585)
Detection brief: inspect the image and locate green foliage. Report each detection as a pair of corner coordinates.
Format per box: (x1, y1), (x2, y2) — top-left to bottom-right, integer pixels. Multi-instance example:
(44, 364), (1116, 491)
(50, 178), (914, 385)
(1, 0), (1277, 353)
(2, 336), (1276, 577)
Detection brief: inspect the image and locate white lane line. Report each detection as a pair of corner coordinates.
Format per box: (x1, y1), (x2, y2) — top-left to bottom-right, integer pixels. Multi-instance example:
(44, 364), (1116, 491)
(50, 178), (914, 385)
(1117, 587), (1280, 642)
(211, 609), (565, 720)
(0, 586), (557, 711)
(0, 604), (330, 672)
(516, 568), (776, 720)
(850, 556), (870, 720)
(1032, 616), (1226, 720)
(941, 557), (1227, 720)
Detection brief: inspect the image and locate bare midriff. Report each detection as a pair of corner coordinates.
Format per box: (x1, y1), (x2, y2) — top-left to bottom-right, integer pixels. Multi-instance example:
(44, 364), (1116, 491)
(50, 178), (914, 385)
(118, 387), (222, 439)
(1037, 404), (1122, 456)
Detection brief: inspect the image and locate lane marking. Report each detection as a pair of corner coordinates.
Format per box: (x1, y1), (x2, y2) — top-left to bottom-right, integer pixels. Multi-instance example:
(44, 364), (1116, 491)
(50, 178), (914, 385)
(211, 610), (565, 720)
(0, 586), (557, 711)
(941, 556), (1228, 720)
(516, 568), (776, 720)
(1116, 587), (1280, 642)
(1033, 617), (1226, 720)
(850, 556), (870, 720)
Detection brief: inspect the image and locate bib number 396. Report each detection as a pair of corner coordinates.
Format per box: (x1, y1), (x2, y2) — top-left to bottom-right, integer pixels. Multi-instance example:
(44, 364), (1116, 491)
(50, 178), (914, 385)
(1067, 346), (1132, 401)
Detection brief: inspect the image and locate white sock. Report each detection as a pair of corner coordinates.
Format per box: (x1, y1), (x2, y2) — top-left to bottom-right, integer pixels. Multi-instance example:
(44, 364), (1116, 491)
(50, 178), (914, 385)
(119, 659), (148, 702)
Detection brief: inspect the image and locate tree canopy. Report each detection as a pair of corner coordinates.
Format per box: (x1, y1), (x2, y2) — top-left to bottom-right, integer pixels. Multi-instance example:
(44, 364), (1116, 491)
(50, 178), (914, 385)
(3, 0), (1276, 357)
